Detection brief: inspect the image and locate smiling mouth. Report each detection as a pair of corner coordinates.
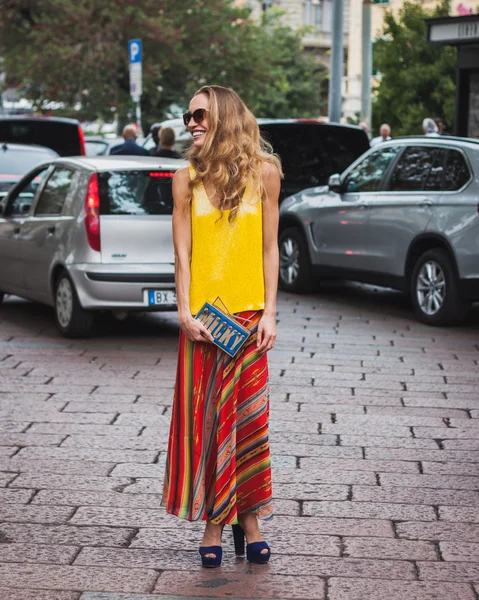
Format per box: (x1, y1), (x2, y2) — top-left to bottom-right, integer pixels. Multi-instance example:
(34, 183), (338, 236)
(192, 130), (206, 139)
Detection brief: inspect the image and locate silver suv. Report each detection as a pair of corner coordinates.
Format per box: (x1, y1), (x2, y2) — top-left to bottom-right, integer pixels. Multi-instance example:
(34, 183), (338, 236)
(0, 156), (186, 337)
(278, 136), (479, 325)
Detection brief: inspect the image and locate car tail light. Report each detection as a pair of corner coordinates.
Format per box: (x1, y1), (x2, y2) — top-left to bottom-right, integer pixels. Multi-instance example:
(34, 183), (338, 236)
(149, 171), (175, 178)
(78, 125), (86, 156)
(84, 173), (101, 252)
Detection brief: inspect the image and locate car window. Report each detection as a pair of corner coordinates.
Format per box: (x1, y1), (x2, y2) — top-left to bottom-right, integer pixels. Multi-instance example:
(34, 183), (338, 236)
(8, 167), (51, 217)
(443, 150), (471, 191)
(259, 123), (370, 189)
(0, 144), (57, 175)
(35, 167), (75, 215)
(390, 147), (445, 192)
(85, 140), (109, 156)
(98, 170), (175, 216)
(0, 119), (82, 156)
(345, 146), (400, 193)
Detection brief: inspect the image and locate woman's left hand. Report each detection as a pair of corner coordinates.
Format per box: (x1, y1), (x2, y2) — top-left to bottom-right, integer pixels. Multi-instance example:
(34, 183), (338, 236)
(256, 313), (277, 354)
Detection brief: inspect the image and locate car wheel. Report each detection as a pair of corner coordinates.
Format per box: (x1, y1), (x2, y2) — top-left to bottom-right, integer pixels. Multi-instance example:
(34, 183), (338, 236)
(54, 272), (95, 338)
(278, 227), (314, 293)
(411, 248), (469, 326)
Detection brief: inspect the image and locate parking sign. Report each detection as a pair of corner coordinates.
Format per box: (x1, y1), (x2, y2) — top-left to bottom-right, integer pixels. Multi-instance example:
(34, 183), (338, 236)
(128, 39), (142, 64)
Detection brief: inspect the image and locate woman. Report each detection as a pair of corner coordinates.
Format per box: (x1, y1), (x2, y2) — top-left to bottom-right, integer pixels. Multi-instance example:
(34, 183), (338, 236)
(162, 85), (282, 568)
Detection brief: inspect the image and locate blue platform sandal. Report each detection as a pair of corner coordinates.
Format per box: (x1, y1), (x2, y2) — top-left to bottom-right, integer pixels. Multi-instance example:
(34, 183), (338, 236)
(199, 545), (223, 568)
(232, 524), (271, 564)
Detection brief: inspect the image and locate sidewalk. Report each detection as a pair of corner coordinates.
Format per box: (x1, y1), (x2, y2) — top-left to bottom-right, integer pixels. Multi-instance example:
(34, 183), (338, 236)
(0, 285), (478, 600)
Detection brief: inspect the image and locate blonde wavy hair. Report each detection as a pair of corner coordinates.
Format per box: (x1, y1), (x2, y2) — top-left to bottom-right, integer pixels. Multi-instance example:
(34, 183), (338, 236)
(186, 85), (283, 221)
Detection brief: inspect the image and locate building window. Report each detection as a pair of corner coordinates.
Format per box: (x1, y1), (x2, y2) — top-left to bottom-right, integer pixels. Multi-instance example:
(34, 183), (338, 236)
(304, 0), (324, 29)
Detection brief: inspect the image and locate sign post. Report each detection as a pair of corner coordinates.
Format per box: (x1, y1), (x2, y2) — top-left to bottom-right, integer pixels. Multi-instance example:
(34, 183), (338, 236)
(128, 39), (143, 134)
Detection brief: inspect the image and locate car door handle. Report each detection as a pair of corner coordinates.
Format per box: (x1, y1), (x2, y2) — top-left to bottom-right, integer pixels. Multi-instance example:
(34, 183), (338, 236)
(13, 227), (21, 236)
(420, 199), (433, 207)
(47, 225), (56, 236)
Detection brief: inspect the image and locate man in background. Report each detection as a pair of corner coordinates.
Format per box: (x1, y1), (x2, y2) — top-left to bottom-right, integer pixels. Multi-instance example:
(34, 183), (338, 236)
(110, 125), (149, 156)
(153, 127), (181, 159)
(149, 123), (162, 155)
(370, 123), (392, 147)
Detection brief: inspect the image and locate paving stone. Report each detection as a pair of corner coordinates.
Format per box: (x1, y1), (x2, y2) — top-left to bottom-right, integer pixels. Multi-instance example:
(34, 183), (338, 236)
(0, 523), (135, 546)
(0, 422), (26, 434)
(443, 439), (479, 450)
(365, 406), (469, 418)
(63, 402), (167, 414)
(365, 447), (479, 463)
(275, 468), (378, 486)
(418, 561), (479, 582)
(439, 506), (479, 523)
(404, 397), (479, 409)
(153, 570), (325, 599)
(378, 472), (479, 490)
(422, 461), (479, 476)
(335, 414), (449, 428)
(322, 423), (413, 437)
(353, 485), (479, 506)
(0, 542), (79, 564)
(344, 537), (437, 560)
(15, 447), (158, 463)
(272, 483), (348, 502)
(0, 456), (116, 476)
(60, 435), (160, 450)
(28, 423), (142, 436)
(440, 542), (479, 562)
(71, 506), (180, 528)
(32, 490), (162, 509)
(0, 433), (65, 446)
(0, 563), (158, 593)
(9, 474), (132, 492)
(0, 590), (80, 600)
(397, 521), (479, 542)
(303, 500), (436, 521)
(50, 394), (138, 404)
(329, 578), (475, 600)
(109, 463), (164, 478)
(300, 457), (419, 473)
(0, 504), (74, 524)
(271, 443), (362, 458)
(339, 435), (438, 449)
(414, 427), (479, 439)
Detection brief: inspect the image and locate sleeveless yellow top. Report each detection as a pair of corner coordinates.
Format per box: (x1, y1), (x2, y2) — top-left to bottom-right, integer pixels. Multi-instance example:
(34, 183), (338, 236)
(189, 168), (265, 316)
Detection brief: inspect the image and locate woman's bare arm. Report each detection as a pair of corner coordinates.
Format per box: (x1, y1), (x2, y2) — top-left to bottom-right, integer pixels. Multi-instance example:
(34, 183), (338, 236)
(172, 168), (213, 342)
(257, 162), (281, 354)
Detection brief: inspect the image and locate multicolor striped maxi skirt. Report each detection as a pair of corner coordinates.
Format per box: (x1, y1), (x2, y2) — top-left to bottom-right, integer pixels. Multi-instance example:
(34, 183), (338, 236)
(162, 310), (273, 524)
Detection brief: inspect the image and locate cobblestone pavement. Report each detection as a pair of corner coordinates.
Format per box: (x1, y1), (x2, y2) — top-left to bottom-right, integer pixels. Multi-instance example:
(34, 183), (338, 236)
(0, 283), (478, 600)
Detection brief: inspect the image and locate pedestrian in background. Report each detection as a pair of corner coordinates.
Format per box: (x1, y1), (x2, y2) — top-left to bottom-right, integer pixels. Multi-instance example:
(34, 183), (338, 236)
(109, 124), (149, 156)
(422, 118), (440, 137)
(148, 122), (162, 156)
(162, 85), (282, 568)
(359, 121), (370, 137)
(370, 123), (392, 147)
(153, 127), (181, 158)
(434, 117), (447, 135)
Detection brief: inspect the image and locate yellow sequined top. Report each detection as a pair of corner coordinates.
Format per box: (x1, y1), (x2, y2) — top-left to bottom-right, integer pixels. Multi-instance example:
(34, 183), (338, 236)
(189, 167), (265, 316)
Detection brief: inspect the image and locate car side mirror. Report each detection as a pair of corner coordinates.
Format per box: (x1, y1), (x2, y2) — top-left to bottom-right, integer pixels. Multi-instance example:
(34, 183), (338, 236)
(328, 173), (343, 194)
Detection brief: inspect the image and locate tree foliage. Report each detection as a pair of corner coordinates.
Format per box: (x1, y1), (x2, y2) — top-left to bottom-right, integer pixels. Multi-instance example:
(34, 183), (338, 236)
(372, 0), (457, 136)
(0, 0), (326, 127)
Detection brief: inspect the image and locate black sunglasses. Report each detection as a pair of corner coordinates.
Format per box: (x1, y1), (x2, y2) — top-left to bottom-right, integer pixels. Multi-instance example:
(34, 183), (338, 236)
(183, 108), (209, 127)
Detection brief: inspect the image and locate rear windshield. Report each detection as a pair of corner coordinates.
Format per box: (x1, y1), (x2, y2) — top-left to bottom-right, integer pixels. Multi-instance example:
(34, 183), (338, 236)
(0, 119), (82, 156)
(259, 123), (370, 188)
(0, 146), (57, 175)
(98, 170), (175, 216)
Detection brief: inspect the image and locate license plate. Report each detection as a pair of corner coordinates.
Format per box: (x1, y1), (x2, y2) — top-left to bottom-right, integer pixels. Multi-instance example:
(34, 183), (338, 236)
(146, 290), (177, 306)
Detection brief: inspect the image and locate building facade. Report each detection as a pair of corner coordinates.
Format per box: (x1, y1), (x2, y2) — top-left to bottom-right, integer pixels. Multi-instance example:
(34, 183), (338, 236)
(344, 0), (479, 126)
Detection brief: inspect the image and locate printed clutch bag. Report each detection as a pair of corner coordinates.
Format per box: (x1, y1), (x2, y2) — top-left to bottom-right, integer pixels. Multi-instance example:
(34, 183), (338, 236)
(195, 297), (251, 357)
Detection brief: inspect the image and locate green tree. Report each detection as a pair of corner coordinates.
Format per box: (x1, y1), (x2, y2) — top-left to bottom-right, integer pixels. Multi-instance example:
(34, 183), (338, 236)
(0, 0), (326, 128)
(372, 0), (457, 136)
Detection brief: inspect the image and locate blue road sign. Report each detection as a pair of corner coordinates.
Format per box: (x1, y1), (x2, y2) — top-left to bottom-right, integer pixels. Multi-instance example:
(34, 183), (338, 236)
(128, 39), (142, 64)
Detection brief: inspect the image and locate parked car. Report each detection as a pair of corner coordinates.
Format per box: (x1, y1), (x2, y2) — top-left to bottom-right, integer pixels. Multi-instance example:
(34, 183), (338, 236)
(142, 118), (370, 201)
(0, 156), (186, 337)
(278, 136), (479, 326)
(0, 116), (86, 156)
(258, 119), (370, 201)
(85, 135), (146, 157)
(0, 143), (59, 200)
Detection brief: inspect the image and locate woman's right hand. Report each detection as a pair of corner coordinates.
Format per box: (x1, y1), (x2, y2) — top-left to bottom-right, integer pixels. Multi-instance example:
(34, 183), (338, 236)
(179, 314), (215, 343)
